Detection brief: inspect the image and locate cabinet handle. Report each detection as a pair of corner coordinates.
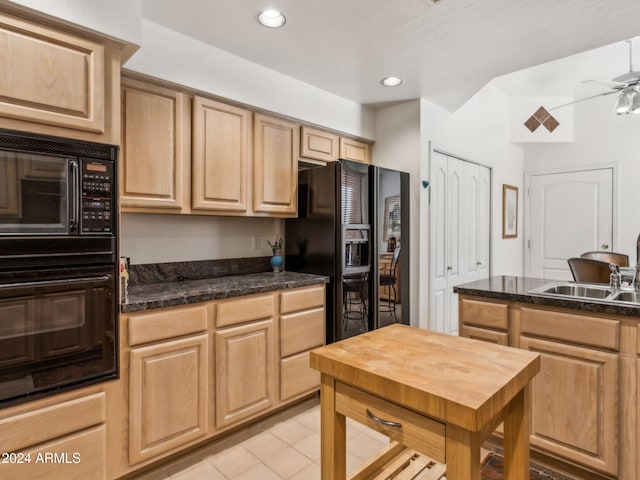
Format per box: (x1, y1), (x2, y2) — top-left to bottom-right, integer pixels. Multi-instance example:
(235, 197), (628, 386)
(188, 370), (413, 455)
(477, 262), (482, 266)
(366, 409), (402, 428)
(447, 266), (453, 271)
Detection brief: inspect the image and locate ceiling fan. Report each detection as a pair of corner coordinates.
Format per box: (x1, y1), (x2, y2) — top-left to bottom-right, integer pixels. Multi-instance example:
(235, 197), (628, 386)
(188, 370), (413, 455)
(579, 38), (640, 115)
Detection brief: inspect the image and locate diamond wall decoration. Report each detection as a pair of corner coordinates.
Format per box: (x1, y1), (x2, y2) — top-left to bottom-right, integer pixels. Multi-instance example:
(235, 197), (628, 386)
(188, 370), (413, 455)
(524, 106), (560, 133)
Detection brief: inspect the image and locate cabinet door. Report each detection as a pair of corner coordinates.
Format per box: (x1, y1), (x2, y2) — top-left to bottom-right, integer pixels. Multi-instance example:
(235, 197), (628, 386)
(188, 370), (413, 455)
(129, 334), (208, 464)
(300, 126), (339, 162)
(121, 78), (190, 212)
(192, 97), (252, 213)
(339, 137), (371, 164)
(0, 12), (105, 134)
(520, 336), (618, 476)
(253, 114), (298, 216)
(215, 319), (276, 428)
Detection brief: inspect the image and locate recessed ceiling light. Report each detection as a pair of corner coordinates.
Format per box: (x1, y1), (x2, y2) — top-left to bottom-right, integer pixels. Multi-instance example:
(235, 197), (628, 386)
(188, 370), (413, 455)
(258, 9), (286, 28)
(380, 76), (403, 87)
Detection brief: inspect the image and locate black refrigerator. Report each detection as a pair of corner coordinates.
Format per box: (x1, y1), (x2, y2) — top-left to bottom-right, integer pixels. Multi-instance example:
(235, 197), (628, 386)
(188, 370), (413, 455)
(285, 159), (409, 344)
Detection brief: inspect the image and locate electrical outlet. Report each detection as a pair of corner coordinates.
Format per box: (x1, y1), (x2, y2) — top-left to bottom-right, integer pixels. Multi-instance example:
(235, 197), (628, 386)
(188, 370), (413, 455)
(252, 235), (261, 250)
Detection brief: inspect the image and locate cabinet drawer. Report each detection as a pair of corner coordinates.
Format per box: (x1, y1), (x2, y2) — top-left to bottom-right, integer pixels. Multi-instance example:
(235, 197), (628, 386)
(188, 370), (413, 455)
(461, 325), (509, 346)
(280, 351), (320, 401)
(521, 307), (619, 351)
(216, 294), (274, 327)
(0, 392), (105, 452)
(128, 304), (208, 346)
(335, 382), (445, 463)
(459, 298), (508, 330)
(280, 308), (325, 357)
(2, 425), (106, 480)
(280, 285), (324, 314)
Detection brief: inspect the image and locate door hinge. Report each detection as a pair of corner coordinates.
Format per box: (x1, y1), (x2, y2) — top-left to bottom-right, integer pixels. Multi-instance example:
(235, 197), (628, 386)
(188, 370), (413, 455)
(528, 239), (531, 249)
(527, 187), (532, 198)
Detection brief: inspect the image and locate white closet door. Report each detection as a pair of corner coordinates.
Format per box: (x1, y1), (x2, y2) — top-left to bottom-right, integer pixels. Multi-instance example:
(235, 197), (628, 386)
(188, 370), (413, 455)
(429, 152), (491, 336)
(477, 166), (491, 279)
(445, 157), (464, 335)
(429, 151), (448, 334)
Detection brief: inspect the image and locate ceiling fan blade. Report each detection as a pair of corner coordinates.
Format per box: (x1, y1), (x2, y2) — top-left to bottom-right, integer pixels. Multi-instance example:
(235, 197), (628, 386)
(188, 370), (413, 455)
(581, 79), (626, 89)
(548, 90), (620, 111)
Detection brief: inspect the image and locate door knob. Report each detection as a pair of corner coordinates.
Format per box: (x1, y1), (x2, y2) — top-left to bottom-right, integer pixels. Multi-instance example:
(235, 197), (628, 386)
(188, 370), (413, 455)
(477, 262), (482, 266)
(601, 243), (609, 250)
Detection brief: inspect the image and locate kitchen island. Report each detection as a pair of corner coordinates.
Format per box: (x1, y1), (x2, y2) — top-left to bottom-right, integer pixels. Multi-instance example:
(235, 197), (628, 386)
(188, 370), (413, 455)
(454, 276), (640, 480)
(310, 324), (540, 480)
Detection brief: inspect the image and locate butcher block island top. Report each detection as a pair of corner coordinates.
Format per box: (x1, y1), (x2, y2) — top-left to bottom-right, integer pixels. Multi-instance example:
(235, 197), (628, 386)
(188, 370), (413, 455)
(310, 324), (541, 480)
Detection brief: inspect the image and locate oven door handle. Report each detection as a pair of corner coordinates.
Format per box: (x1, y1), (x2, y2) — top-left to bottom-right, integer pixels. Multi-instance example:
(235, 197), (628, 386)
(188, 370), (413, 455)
(0, 275), (111, 289)
(69, 159), (80, 233)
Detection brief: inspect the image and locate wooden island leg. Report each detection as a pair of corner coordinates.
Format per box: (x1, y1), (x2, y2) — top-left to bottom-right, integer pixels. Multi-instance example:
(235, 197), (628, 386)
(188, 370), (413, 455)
(503, 388), (530, 480)
(320, 373), (346, 480)
(445, 424), (481, 480)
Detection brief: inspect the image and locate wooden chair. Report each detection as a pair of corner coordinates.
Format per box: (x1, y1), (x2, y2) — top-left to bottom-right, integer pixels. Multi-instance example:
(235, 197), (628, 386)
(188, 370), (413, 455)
(567, 257), (611, 284)
(580, 251), (629, 267)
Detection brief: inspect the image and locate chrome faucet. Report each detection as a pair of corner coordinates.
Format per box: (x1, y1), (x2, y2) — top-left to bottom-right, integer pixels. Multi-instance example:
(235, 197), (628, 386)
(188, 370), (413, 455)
(609, 264), (621, 290)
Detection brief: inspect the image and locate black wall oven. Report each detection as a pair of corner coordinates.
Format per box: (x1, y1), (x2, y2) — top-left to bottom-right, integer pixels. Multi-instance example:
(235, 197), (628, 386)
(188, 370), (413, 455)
(0, 129), (118, 407)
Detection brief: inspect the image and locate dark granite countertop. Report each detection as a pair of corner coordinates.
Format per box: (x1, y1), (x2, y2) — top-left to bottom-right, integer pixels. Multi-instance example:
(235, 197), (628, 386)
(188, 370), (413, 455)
(454, 276), (640, 318)
(121, 271), (329, 313)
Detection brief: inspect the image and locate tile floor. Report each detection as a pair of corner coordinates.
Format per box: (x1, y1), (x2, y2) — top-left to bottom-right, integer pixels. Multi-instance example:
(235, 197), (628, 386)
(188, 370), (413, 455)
(131, 396), (421, 480)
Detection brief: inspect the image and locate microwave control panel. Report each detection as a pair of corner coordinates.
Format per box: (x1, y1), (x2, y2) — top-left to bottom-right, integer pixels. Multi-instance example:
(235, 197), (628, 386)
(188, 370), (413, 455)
(80, 159), (114, 234)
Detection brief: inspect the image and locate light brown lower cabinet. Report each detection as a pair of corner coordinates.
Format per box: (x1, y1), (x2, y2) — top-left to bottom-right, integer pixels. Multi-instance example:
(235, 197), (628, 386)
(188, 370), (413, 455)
(0, 390), (108, 480)
(117, 284), (325, 478)
(458, 294), (633, 479)
(520, 336), (618, 476)
(214, 319), (276, 428)
(128, 334), (209, 464)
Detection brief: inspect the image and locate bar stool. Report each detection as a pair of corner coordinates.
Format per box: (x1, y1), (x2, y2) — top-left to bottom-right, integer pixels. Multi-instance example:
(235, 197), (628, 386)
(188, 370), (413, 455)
(343, 273), (367, 331)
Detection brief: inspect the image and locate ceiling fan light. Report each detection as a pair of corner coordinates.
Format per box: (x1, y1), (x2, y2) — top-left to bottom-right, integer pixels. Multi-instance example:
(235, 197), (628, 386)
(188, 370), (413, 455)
(615, 92), (631, 115)
(631, 90), (640, 114)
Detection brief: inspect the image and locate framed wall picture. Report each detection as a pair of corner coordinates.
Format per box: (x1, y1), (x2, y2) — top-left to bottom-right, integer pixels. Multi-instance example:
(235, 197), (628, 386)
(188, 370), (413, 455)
(502, 184), (518, 239)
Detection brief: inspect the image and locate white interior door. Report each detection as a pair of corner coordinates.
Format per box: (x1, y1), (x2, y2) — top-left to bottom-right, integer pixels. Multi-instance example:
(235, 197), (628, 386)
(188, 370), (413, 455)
(526, 168), (614, 279)
(429, 152), (448, 334)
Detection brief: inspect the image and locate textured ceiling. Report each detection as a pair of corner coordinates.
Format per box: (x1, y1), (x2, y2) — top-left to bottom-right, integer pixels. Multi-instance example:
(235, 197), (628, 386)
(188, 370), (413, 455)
(142, 0), (640, 111)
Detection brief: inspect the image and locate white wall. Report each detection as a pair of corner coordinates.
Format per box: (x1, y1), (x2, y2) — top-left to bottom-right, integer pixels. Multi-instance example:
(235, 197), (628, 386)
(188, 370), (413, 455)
(372, 101), (422, 326)
(120, 214), (281, 265)
(419, 84), (525, 329)
(522, 93), (640, 261)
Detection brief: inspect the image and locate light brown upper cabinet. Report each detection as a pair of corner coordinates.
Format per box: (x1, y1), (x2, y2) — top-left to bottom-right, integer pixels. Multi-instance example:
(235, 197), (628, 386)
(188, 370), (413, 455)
(340, 137), (371, 164)
(192, 97), (252, 213)
(300, 126), (339, 162)
(0, 10), (122, 144)
(120, 77), (190, 212)
(253, 113), (298, 216)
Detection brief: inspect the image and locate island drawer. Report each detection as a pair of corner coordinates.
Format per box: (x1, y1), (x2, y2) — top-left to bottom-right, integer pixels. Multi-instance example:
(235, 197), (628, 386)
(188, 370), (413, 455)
(520, 307), (619, 351)
(280, 286), (324, 314)
(459, 297), (508, 330)
(280, 308), (325, 357)
(335, 381), (446, 463)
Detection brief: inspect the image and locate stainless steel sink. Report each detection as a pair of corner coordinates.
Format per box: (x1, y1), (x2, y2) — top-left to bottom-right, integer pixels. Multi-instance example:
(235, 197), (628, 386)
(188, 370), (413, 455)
(527, 281), (640, 305)
(610, 291), (640, 303)
(537, 284), (612, 299)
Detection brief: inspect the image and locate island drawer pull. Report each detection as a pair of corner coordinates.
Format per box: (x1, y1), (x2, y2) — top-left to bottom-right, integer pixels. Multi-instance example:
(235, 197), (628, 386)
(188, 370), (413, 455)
(366, 409), (402, 428)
